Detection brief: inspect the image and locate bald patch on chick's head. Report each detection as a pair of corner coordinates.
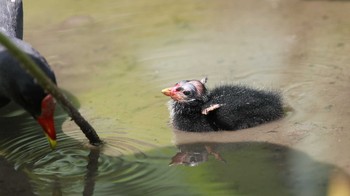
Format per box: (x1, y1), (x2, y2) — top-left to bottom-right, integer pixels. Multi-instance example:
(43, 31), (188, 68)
(188, 78), (207, 97)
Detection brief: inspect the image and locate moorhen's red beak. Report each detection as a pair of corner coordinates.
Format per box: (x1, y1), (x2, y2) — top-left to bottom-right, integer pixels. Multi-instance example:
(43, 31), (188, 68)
(36, 94), (56, 149)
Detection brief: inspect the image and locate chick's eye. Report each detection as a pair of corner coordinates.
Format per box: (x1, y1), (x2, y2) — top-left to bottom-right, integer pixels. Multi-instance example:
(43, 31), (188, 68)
(183, 91), (191, 95)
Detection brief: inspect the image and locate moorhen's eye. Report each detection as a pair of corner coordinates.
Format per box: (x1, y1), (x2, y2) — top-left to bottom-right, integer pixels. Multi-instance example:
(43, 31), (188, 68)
(183, 91), (191, 95)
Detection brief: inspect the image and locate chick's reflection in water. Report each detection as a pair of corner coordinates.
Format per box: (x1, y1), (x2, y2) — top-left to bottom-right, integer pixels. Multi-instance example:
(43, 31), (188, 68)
(169, 129), (350, 195)
(170, 143), (225, 166)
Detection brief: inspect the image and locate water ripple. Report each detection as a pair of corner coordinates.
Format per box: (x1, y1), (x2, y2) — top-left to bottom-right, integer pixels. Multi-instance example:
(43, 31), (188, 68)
(33, 149), (89, 177)
(1, 108), (178, 195)
(28, 146), (179, 196)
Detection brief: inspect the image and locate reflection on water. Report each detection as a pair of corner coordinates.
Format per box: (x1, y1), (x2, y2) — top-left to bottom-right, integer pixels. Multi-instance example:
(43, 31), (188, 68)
(170, 141), (347, 196)
(170, 143), (226, 166)
(1, 0), (350, 195)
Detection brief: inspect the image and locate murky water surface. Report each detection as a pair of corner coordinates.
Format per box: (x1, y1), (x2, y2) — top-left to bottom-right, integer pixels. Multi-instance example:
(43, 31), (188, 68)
(1, 0), (350, 195)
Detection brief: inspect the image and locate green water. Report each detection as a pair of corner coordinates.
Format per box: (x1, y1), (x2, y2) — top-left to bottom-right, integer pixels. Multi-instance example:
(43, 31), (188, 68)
(1, 0), (350, 195)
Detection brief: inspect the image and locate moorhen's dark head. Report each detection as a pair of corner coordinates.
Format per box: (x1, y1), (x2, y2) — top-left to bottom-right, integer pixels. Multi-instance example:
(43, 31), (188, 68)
(0, 0), (57, 149)
(0, 52), (57, 149)
(161, 77), (208, 103)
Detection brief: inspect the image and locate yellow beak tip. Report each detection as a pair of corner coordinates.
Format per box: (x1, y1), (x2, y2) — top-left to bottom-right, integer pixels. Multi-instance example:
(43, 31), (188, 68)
(46, 136), (57, 149)
(49, 140), (57, 149)
(161, 88), (171, 95)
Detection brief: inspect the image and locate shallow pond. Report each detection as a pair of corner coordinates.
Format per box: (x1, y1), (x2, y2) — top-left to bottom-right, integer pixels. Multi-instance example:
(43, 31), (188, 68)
(1, 0), (350, 195)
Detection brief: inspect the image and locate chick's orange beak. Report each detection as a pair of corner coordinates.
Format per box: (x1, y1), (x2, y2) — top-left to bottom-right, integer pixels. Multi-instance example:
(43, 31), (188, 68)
(161, 88), (172, 96)
(36, 94), (57, 149)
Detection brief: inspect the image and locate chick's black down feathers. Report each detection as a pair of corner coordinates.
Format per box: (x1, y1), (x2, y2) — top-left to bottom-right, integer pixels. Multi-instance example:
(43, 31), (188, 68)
(162, 78), (284, 132)
(203, 85), (283, 131)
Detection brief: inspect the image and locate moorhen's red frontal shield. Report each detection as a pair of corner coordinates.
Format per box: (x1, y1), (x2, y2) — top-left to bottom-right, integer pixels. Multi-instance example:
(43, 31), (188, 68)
(36, 94), (56, 149)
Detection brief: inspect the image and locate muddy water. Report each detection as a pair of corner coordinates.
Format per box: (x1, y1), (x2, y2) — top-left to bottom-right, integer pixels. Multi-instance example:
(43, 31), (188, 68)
(1, 0), (350, 195)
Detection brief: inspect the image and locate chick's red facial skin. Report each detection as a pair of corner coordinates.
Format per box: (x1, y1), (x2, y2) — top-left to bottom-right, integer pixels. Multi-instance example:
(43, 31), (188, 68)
(36, 94), (56, 142)
(162, 84), (184, 101)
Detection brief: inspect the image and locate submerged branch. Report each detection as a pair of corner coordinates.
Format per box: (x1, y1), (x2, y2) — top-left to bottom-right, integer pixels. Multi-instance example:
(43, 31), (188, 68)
(0, 32), (103, 146)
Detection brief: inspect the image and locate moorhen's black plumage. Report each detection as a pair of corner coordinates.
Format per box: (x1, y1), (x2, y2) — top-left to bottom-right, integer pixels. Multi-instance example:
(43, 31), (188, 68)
(162, 78), (284, 132)
(0, 0), (57, 148)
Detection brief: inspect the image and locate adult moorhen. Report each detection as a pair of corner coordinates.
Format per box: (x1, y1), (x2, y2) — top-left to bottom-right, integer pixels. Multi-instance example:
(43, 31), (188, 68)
(0, 0), (57, 148)
(162, 77), (284, 132)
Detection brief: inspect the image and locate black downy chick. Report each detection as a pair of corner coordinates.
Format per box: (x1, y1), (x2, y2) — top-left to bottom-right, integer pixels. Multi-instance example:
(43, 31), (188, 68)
(161, 78), (284, 132)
